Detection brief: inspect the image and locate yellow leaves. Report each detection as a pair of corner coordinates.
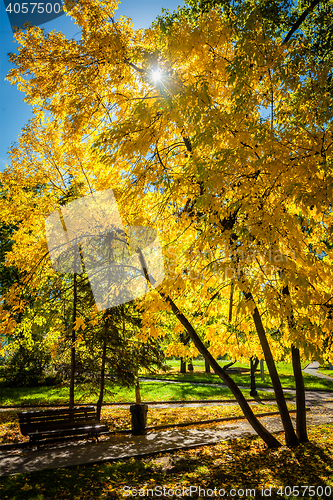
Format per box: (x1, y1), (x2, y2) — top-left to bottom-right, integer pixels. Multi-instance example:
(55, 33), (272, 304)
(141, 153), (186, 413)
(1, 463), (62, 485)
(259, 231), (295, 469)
(149, 325), (160, 338)
(74, 317), (86, 331)
(89, 314), (99, 327)
(0, 316), (17, 338)
(164, 342), (198, 359)
(0, 309), (11, 322)
(2, 0), (333, 375)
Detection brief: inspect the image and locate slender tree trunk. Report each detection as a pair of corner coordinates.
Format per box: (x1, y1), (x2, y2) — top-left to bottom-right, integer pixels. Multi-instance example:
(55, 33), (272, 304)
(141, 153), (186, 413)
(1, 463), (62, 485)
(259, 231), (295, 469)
(250, 357), (259, 397)
(69, 271), (77, 409)
(283, 284), (308, 442)
(188, 359), (194, 372)
(229, 281), (234, 322)
(180, 358), (186, 373)
(179, 333), (190, 373)
(291, 345), (308, 442)
(135, 369), (142, 404)
(96, 337), (107, 421)
(243, 288), (299, 446)
(205, 359), (211, 373)
(260, 359), (265, 381)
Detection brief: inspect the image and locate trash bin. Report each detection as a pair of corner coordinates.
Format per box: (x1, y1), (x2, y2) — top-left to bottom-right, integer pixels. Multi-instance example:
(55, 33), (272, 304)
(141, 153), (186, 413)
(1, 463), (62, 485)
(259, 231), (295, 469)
(130, 404), (148, 435)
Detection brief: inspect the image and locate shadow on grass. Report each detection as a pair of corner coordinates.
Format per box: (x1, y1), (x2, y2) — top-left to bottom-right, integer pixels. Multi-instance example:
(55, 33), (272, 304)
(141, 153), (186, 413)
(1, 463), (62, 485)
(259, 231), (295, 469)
(146, 372), (333, 392)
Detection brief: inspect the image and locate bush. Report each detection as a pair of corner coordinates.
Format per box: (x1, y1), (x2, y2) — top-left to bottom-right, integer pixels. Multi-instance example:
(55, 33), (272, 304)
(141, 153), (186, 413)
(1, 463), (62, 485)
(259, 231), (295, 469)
(1, 344), (52, 387)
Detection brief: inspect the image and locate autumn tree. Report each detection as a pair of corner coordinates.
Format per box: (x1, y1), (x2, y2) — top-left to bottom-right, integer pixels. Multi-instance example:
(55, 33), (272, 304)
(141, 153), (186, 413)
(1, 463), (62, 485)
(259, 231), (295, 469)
(3, 0), (333, 448)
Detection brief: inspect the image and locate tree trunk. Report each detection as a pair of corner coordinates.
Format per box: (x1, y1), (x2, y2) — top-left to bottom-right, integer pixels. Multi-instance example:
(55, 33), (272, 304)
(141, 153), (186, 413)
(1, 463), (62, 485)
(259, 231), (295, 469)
(69, 271), (77, 409)
(96, 337), (107, 421)
(260, 359), (265, 381)
(250, 357), (259, 397)
(282, 285), (308, 443)
(205, 359), (211, 373)
(179, 333), (190, 373)
(135, 371), (142, 404)
(229, 281), (234, 322)
(188, 359), (194, 372)
(180, 358), (186, 373)
(96, 246), (112, 420)
(292, 345), (308, 442)
(243, 288), (299, 447)
(159, 290), (282, 448)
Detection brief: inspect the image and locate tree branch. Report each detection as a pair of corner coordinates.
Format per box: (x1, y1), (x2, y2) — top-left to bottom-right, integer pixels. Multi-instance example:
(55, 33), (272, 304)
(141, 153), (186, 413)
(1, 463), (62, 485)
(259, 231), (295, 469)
(283, 0), (321, 44)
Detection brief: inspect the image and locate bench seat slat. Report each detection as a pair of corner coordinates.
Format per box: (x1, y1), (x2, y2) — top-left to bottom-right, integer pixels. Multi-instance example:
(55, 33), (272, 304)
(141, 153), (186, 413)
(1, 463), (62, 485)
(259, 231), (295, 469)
(20, 407), (94, 415)
(20, 420), (101, 434)
(21, 416), (100, 425)
(19, 414), (98, 423)
(20, 415), (97, 424)
(28, 424), (109, 439)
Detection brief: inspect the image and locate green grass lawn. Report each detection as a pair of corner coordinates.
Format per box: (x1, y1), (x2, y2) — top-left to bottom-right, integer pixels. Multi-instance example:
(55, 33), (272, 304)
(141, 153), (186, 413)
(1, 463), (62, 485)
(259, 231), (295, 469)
(317, 367), (333, 378)
(1, 358), (332, 407)
(146, 359), (333, 392)
(1, 423), (332, 500)
(0, 380), (272, 407)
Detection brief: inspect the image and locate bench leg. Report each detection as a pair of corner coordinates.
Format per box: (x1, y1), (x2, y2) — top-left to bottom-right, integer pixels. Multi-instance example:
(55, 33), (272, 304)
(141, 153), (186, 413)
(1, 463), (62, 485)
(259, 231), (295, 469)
(30, 437), (38, 450)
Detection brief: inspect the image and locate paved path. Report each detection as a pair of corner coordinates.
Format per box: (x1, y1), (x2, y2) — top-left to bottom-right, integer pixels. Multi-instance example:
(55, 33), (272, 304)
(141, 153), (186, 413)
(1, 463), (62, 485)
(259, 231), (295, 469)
(0, 422), (268, 477)
(1, 392), (333, 478)
(303, 361), (333, 381)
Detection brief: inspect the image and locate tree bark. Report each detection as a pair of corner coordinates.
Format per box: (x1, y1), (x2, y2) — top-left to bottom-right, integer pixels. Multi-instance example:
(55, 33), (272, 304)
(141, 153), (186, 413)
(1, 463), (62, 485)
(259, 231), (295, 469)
(291, 345), (309, 442)
(179, 333), (190, 373)
(229, 281), (234, 322)
(260, 359), (265, 381)
(282, 284), (308, 443)
(205, 359), (211, 373)
(69, 271), (77, 409)
(243, 288), (299, 446)
(135, 370), (142, 404)
(180, 358), (186, 373)
(250, 357), (259, 397)
(96, 337), (107, 421)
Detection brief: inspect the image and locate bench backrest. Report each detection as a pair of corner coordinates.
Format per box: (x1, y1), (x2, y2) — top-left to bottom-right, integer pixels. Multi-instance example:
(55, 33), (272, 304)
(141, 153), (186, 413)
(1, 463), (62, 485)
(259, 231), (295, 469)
(18, 406), (98, 435)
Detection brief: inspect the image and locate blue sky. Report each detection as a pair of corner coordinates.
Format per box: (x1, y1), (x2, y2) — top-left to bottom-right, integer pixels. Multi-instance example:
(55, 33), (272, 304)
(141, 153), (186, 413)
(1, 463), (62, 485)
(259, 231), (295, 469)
(0, 0), (184, 172)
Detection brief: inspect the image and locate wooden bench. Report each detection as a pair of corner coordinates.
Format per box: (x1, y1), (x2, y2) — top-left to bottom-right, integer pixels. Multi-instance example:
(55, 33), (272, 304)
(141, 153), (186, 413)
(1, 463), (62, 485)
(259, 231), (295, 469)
(18, 406), (109, 448)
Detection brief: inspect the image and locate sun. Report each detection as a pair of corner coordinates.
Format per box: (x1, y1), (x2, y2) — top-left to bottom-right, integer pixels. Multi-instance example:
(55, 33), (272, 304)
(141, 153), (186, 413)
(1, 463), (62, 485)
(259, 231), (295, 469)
(152, 69), (162, 82)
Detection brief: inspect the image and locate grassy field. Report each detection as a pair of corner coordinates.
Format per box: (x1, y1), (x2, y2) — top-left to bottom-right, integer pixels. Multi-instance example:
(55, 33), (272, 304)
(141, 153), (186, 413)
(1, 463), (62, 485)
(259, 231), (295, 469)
(317, 367), (333, 378)
(1, 358), (332, 407)
(146, 359), (333, 391)
(0, 380), (274, 407)
(0, 423), (332, 499)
